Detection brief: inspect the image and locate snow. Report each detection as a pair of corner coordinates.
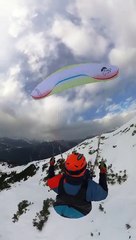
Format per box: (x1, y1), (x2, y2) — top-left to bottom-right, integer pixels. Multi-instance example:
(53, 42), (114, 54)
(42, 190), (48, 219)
(0, 117), (136, 240)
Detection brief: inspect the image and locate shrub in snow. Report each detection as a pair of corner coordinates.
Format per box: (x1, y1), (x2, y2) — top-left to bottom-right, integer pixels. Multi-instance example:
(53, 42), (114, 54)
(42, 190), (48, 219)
(42, 163), (48, 172)
(99, 203), (104, 212)
(0, 172), (11, 191)
(132, 130), (136, 136)
(88, 149), (97, 155)
(0, 171), (18, 191)
(33, 198), (54, 231)
(57, 158), (65, 173)
(122, 127), (130, 133)
(113, 145), (117, 148)
(107, 165), (128, 185)
(9, 164), (39, 184)
(12, 200), (33, 223)
(125, 224), (131, 230)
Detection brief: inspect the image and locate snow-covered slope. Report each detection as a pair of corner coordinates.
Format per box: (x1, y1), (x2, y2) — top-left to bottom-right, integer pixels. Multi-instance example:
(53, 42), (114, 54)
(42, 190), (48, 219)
(0, 117), (136, 240)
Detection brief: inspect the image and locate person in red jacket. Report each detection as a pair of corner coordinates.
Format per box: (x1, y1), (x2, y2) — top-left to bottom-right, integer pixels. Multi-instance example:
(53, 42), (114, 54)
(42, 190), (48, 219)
(47, 152), (108, 218)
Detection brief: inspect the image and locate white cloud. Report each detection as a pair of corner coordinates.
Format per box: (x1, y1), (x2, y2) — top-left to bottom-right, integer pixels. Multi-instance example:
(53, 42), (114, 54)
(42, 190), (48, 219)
(68, 0), (136, 45)
(0, 65), (23, 102)
(0, 0), (136, 140)
(0, 1), (17, 65)
(9, 6), (32, 38)
(68, 0), (136, 75)
(16, 32), (58, 72)
(109, 47), (136, 76)
(51, 16), (108, 58)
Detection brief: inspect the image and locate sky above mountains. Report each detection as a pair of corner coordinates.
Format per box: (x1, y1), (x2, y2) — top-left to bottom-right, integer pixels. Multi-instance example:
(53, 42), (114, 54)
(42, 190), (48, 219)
(0, 0), (136, 140)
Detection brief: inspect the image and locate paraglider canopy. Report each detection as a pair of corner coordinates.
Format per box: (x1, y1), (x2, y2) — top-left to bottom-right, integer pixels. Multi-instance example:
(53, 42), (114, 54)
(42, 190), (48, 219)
(31, 63), (119, 99)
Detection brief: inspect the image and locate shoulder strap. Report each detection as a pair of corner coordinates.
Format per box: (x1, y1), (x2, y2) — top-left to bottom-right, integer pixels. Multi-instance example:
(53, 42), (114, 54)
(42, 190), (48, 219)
(58, 174), (88, 200)
(58, 174), (65, 195)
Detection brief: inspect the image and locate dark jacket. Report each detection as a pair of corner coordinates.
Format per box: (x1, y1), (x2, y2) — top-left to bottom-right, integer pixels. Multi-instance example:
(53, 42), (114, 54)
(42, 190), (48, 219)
(47, 170), (108, 218)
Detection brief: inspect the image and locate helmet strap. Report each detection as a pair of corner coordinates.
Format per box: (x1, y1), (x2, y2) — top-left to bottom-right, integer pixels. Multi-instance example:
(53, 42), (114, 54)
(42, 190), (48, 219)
(64, 174), (84, 185)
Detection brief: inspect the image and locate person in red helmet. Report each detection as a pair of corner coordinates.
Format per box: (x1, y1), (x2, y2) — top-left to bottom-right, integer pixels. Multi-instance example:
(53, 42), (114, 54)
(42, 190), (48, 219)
(46, 152), (108, 219)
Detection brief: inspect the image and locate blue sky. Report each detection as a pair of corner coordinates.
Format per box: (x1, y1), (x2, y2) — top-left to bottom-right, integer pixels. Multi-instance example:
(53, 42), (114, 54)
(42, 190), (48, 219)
(0, 0), (136, 140)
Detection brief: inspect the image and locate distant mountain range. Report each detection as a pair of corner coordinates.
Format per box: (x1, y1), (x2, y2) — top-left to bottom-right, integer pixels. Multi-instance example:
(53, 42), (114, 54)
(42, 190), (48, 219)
(0, 138), (81, 166)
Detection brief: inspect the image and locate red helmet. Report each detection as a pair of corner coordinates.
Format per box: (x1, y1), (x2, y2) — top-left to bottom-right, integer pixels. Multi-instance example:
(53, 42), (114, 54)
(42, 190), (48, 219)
(65, 153), (87, 177)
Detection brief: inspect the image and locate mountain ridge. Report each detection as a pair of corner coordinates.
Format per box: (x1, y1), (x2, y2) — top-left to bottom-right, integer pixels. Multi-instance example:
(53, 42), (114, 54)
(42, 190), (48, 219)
(0, 138), (81, 166)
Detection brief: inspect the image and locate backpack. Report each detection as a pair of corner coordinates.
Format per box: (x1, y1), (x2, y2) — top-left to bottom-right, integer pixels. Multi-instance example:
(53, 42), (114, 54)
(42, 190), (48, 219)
(54, 174), (92, 215)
